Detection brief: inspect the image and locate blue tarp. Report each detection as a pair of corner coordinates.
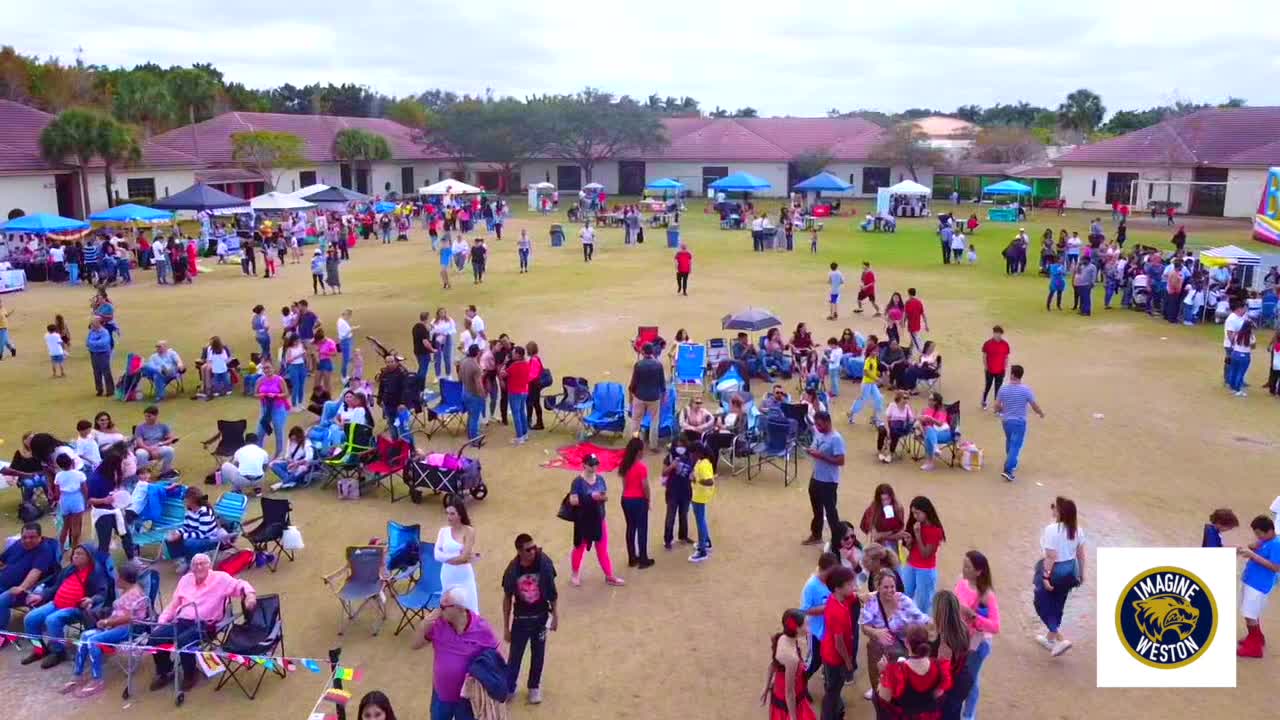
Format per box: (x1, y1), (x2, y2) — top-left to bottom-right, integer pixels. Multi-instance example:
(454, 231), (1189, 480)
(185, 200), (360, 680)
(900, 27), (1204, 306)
(983, 180), (1032, 195)
(709, 172), (772, 192)
(88, 203), (174, 223)
(150, 183), (249, 211)
(645, 178), (685, 190)
(373, 201), (396, 214)
(793, 172), (852, 193)
(0, 213), (90, 234)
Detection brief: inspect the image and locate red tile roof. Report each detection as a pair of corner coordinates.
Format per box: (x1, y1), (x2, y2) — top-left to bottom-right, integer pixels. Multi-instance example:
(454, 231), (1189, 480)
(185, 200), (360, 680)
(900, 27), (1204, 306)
(1054, 107), (1280, 168)
(642, 117), (889, 162)
(148, 112), (446, 165)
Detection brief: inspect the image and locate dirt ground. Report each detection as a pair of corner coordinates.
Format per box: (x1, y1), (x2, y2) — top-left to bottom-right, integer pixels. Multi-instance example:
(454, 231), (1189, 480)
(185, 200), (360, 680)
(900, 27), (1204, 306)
(0, 206), (1274, 719)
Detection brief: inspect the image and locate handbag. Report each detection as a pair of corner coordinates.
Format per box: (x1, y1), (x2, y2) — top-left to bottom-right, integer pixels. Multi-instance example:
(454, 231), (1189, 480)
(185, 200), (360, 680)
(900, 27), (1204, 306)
(537, 367), (553, 388)
(556, 492), (576, 522)
(281, 525), (305, 551)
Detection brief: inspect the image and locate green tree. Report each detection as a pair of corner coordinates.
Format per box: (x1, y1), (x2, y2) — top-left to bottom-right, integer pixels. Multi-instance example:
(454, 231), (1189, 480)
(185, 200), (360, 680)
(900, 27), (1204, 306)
(427, 99), (550, 190)
(970, 126), (1045, 164)
(709, 106), (729, 118)
(1221, 96), (1247, 108)
(732, 107), (758, 118)
(1056, 88), (1106, 133)
(96, 119), (142, 205)
(954, 104), (983, 123)
(224, 82), (271, 112)
(167, 66), (220, 127)
(39, 107), (110, 214)
(386, 97), (430, 129)
(231, 130), (305, 189)
(111, 70), (175, 135)
(539, 91), (667, 183)
(333, 128), (392, 189)
(792, 147), (834, 179)
(869, 123), (945, 182)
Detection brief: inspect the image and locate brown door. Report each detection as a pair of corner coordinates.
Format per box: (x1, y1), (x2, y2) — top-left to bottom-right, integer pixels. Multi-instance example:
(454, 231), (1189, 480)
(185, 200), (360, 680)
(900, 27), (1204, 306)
(619, 161), (646, 195)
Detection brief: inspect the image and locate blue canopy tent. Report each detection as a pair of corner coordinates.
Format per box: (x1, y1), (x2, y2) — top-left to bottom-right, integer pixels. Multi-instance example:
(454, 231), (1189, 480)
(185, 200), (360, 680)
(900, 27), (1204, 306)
(982, 180), (1032, 196)
(709, 172), (772, 194)
(792, 172), (851, 194)
(150, 183), (250, 211)
(645, 178), (685, 191)
(88, 203), (175, 224)
(0, 213), (90, 234)
(373, 201), (397, 214)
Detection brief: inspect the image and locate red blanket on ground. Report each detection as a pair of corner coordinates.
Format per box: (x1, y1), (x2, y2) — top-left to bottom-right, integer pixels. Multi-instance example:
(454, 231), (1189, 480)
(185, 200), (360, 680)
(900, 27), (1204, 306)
(541, 442), (627, 472)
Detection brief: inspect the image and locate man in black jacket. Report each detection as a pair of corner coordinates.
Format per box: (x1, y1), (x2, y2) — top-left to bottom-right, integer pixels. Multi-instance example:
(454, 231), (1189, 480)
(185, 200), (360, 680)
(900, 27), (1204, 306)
(376, 354), (413, 423)
(628, 342), (666, 451)
(502, 533), (558, 705)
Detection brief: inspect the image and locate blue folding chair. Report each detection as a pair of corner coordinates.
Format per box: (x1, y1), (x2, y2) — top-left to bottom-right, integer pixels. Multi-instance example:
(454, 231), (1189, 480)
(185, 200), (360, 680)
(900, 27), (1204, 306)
(674, 342), (706, 395)
(392, 542), (444, 635)
(385, 521), (422, 591)
(581, 381), (626, 439)
(748, 414), (798, 485)
(425, 379), (467, 438)
(640, 385), (678, 440)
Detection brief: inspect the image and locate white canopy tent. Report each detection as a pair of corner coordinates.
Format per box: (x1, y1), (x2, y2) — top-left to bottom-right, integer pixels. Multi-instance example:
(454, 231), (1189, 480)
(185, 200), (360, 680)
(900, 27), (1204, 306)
(528, 181), (555, 210)
(290, 184), (329, 199)
(250, 192), (316, 211)
(876, 180), (932, 216)
(420, 179), (483, 196)
(1200, 244), (1264, 289)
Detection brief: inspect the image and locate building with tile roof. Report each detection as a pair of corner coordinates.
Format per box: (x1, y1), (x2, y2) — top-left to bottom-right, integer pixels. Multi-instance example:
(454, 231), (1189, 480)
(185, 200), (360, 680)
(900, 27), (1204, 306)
(1053, 107), (1280, 218)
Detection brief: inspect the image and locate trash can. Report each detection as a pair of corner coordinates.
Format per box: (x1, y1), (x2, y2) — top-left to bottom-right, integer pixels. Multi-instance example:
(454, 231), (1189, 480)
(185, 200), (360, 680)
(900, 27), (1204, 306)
(550, 223), (564, 247)
(666, 227), (680, 248)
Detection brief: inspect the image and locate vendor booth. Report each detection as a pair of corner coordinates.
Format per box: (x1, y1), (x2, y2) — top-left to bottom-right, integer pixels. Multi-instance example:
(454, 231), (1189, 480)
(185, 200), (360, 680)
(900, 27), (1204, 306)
(876, 180), (931, 217)
(0, 213), (92, 290)
(794, 173), (852, 221)
(981, 180), (1031, 222)
(89, 203), (175, 225)
(151, 183), (250, 212)
(1199, 245), (1263, 289)
(528, 181), (555, 212)
(420, 180), (483, 197)
(250, 191), (317, 212)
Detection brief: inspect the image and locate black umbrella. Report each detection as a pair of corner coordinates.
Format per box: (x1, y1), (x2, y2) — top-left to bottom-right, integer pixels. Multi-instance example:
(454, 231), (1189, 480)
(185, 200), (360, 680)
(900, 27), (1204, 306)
(721, 307), (781, 331)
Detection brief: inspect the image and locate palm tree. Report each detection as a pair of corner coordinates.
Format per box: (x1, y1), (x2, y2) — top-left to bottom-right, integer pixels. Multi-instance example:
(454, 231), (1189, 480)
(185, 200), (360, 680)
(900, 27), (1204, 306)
(39, 108), (105, 216)
(333, 128), (392, 193)
(97, 121), (142, 206)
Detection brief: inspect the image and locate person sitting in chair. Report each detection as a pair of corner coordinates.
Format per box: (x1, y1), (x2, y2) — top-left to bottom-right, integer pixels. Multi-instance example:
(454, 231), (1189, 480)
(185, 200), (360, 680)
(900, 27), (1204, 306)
(903, 341), (940, 393)
(705, 394), (749, 473)
(270, 426), (316, 488)
(133, 405), (178, 476)
(919, 393), (953, 472)
(679, 398), (716, 443)
(19, 544), (107, 669)
(0, 523), (59, 635)
(142, 341), (185, 401)
(762, 329), (793, 377)
(218, 433), (270, 494)
(760, 384), (790, 415)
(198, 336), (234, 399)
(878, 339), (909, 389)
(877, 392), (916, 463)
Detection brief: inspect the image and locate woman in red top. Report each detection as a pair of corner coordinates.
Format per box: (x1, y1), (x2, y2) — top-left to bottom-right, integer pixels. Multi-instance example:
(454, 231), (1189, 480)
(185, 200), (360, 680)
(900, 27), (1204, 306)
(617, 437), (654, 569)
(860, 483), (908, 554)
(762, 609), (816, 720)
(902, 496), (945, 614)
(502, 346), (531, 444)
(524, 341), (546, 430)
(790, 322), (815, 376)
(874, 623), (953, 720)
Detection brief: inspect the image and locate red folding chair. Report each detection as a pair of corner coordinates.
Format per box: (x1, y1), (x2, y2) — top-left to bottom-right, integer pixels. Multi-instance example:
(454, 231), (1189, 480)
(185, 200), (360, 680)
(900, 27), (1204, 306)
(366, 437), (413, 502)
(632, 326), (659, 358)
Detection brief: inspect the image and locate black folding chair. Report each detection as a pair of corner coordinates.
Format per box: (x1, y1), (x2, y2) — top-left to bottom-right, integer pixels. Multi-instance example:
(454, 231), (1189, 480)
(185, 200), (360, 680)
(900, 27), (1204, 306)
(244, 497), (294, 572)
(213, 594), (286, 700)
(209, 419), (248, 465)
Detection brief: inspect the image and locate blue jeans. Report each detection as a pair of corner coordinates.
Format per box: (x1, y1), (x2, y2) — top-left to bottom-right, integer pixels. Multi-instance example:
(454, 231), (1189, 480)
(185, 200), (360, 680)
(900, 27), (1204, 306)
(1002, 418), (1026, 476)
(258, 404), (289, 456)
(430, 690), (475, 720)
(24, 603), (81, 652)
(509, 393), (528, 438)
(434, 341), (453, 379)
(692, 501), (711, 551)
(518, 248), (529, 270)
(340, 337), (353, 377)
(1078, 284), (1093, 315)
(923, 427), (953, 458)
(155, 259), (169, 283)
(0, 590), (29, 630)
(463, 392), (485, 440)
(68, 262), (80, 285)
(1104, 278), (1119, 308)
(850, 381), (883, 424)
(256, 334), (271, 361)
(285, 363), (308, 407)
(75, 625), (132, 679)
(166, 536), (219, 564)
(962, 639), (991, 720)
(415, 353), (431, 384)
(901, 564), (938, 614)
(1033, 559), (1079, 633)
(142, 367), (176, 399)
(827, 370), (840, 397)
(270, 459), (311, 486)
(1227, 350), (1251, 392)
(1182, 304), (1198, 324)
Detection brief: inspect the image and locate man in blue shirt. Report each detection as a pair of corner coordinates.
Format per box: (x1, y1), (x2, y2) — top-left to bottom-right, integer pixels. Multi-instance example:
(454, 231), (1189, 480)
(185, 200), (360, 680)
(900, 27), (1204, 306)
(993, 364), (1045, 482)
(142, 340), (185, 401)
(800, 552), (838, 678)
(1238, 515), (1280, 658)
(85, 318), (114, 397)
(803, 412), (846, 546)
(0, 523), (58, 633)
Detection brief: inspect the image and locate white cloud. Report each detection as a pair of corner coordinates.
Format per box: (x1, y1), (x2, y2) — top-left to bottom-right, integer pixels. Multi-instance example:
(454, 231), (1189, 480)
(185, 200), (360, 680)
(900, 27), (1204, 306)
(11, 0), (1277, 116)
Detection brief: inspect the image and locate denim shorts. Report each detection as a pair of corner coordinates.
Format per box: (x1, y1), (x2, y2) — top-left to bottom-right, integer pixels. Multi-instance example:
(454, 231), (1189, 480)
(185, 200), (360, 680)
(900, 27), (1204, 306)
(60, 490), (85, 515)
(318, 358), (334, 372)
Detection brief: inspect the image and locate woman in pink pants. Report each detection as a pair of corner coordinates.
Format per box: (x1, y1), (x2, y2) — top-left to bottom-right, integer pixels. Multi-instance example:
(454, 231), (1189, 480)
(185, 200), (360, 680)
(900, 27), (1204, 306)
(566, 454), (625, 587)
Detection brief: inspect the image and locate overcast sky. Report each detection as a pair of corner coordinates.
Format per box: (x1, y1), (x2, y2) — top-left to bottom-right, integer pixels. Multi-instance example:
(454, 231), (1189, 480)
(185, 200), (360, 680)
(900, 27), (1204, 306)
(11, 1), (1278, 118)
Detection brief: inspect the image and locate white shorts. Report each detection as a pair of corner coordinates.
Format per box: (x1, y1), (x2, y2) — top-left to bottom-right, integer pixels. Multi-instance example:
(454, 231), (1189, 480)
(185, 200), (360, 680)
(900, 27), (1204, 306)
(1242, 585), (1271, 620)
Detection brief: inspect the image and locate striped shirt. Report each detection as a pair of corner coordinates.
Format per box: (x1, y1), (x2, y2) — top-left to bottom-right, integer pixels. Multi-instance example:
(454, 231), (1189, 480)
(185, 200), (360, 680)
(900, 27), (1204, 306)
(996, 383), (1036, 421)
(82, 244), (101, 265)
(180, 506), (219, 540)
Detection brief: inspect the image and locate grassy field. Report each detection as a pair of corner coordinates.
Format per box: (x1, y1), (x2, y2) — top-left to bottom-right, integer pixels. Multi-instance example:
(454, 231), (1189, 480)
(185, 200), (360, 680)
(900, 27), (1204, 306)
(0, 200), (1275, 719)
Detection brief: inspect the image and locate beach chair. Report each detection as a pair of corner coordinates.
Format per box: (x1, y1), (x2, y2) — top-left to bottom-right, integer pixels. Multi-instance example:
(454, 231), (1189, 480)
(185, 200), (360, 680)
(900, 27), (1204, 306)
(543, 377), (592, 432)
(392, 542), (444, 636)
(424, 379), (467, 438)
(209, 491), (249, 563)
(632, 326), (660, 358)
(243, 497), (294, 572)
(748, 414), (798, 486)
(321, 545), (388, 636)
(705, 338), (729, 381)
(212, 594), (286, 700)
(640, 385), (678, 440)
(673, 343), (706, 402)
(384, 521), (423, 592)
(580, 382), (626, 439)
(131, 488), (189, 561)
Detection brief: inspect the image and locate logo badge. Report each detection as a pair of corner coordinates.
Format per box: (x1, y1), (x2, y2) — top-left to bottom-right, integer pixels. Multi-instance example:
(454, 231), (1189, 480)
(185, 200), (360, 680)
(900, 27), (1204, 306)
(1114, 566), (1217, 669)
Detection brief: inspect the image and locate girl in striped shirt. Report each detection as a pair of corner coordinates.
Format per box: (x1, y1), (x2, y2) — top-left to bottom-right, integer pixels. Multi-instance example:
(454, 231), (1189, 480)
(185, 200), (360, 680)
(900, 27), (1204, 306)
(164, 488), (221, 571)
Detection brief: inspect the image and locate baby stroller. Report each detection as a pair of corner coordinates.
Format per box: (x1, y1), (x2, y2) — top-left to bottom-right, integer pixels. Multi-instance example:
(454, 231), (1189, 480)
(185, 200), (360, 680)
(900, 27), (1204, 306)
(404, 436), (487, 505)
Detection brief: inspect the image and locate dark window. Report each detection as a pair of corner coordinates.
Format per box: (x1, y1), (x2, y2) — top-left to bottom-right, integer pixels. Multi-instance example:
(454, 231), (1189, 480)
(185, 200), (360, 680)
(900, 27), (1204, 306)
(1190, 167), (1228, 216)
(355, 168), (370, 194)
(556, 165), (582, 191)
(1104, 172), (1138, 204)
(400, 167), (415, 195)
(862, 167), (891, 194)
(126, 177), (156, 200)
(299, 170), (317, 188)
(339, 163), (353, 190)
(702, 166), (729, 194)
(1147, 183), (1154, 199)
(1090, 179), (1097, 197)
(618, 161), (646, 195)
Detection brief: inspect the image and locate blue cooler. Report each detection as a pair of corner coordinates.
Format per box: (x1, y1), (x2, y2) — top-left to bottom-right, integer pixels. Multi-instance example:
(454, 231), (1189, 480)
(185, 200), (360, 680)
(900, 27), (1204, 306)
(550, 224), (565, 247)
(666, 227), (680, 248)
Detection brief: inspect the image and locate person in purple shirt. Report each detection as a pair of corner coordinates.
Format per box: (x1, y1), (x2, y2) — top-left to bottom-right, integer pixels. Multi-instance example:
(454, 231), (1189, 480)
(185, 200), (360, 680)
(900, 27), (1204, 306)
(412, 586), (499, 719)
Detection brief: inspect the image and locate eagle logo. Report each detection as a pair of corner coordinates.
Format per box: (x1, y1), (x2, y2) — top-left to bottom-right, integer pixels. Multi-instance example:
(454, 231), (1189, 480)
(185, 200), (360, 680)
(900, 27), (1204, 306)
(1131, 594), (1200, 644)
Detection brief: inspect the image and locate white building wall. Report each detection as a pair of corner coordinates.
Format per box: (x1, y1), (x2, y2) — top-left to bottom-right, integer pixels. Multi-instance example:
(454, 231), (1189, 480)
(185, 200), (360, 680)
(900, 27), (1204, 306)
(1224, 169), (1268, 219)
(641, 162), (790, 197)
(516, 160), (621, 192)
(827, 163), (934, 197)
(1059, 165), (1193, 210)
(86, 168), (199, 209)
(0, 174), (62, 215)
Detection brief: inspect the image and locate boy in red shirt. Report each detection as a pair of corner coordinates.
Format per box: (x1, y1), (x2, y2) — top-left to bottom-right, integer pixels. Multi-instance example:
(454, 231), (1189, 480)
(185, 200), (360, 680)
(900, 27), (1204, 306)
(903, 288), (928, 354)
(980, 325), (1010, 410)
(674, 243), (692, 296)
(855, 261), (882, 317)
(820, 565), (858, 720)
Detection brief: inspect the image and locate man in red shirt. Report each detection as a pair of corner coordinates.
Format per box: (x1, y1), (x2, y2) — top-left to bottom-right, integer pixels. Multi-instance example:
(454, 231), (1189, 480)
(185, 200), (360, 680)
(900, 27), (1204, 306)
(855, 261), (881, 317)
(980, 325), (1010, 409)
(903, 288), (929, 353)
(820, 565), (858, 720)
(674, 243), (692, 296)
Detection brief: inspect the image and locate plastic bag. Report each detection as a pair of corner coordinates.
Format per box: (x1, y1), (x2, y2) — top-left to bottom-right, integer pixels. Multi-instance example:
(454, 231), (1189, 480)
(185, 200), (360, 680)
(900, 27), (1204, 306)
(282, 525), (305, 551)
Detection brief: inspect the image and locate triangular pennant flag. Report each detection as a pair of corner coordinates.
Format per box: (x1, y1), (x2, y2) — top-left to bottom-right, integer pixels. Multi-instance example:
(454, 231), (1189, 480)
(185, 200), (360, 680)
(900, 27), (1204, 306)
(30, 639), (43, 649)
(263, 659), (276, 672)
(302, 659), (322, 673)
(334, 666), (354, 681)
(323, 688), (352, 705)
(283, 659), (297, 672)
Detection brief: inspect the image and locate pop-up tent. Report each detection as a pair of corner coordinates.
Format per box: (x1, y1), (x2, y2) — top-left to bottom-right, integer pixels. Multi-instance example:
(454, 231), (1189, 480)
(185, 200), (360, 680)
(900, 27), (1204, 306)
(793, 172), (852, 194)
(1200, 244), (1263, 289)
(0, 213), (90, 234)
(876, 180), (932, 215)
(151, 183), (250, 212)
(982, 179), (1032, 196)
(710, 172), (772, 194)
(420, 179), (482, 196)
(295, 186), (366, 205)
(250, 191), (316, 211)
(528, 182), (555, 210)
(89, 204), (175, 224)
(646, 178), (685, 192)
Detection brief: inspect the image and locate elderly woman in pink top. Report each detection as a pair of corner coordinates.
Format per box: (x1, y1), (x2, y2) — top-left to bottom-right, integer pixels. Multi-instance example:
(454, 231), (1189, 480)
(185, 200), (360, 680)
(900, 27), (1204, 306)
(954, 550), (1000, 720)
(146, 553), (256, 692)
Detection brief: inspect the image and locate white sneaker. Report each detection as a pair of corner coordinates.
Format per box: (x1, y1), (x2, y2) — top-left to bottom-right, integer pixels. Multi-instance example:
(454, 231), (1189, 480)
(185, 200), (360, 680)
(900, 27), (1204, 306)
(1035, 635), (1055, 651)
(528, 688), (542, 704)
(1051, 640), (1073, 657)
(863, 688), (874, 700)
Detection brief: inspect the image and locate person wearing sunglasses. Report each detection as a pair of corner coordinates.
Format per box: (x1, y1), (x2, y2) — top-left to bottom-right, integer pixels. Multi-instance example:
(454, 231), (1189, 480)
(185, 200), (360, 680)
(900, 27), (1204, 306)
(501, 533), (559, 704)
(412, 586), (499, 718)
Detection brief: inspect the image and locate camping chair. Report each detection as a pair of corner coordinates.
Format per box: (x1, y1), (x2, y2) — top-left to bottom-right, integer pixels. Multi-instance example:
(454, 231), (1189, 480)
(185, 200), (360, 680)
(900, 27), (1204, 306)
(208, 419), (248, 470)
(919, 355), (943, 394)
(705, 338), (729, 379)
(308, 400), (344, 457)
(213, 594), (286, 700)
(208, 491), (249, 563)
(366, 436), (413, 502)
(673, 343), (707, 402)
(543, 377), (592, 432)
(392, 542), (444, 635)
(640, 385), (678, 441)
(580, 381), (626, 439)
(942, 402), (963, 467)
(632, 326), (660, 358)
(321, 545), (388, 636)
(384, 522), (423, 593)
(781, 402), (814, 446)
(112, 567), (163, 701)
(243, 497), (294, 572)
(748, 414), (798, 486)
(321, 423), (377, 489)
(424, 379), (467, 438)
(131, 488), (190, 561)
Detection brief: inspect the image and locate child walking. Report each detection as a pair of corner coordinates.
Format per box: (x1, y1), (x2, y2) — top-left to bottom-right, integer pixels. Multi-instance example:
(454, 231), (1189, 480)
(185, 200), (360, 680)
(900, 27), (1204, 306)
(1237, 515), (1280, 658)
(310, 249), (327, 295)
(809, 228), (819, 254)
(688, 444), (716, 563)
(827, 262), (844, 320)
(517, 229), (532, 273)
(325, 247), (342, 294)
(45, 323), (67, 378)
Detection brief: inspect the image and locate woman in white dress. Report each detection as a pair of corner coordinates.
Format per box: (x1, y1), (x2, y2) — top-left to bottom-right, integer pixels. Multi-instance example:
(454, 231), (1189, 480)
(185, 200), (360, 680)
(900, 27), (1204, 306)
(435, 496), (479, 613)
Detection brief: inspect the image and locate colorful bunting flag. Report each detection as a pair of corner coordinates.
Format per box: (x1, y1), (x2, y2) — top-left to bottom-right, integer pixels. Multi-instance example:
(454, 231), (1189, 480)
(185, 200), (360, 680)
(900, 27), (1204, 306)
(302, 659), (322, 673)
(323, 689), (352, 705)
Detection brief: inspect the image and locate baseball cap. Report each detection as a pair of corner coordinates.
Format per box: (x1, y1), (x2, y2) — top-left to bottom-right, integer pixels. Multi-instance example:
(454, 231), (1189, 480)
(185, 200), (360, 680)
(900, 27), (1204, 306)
(582, 454), (600, 467)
